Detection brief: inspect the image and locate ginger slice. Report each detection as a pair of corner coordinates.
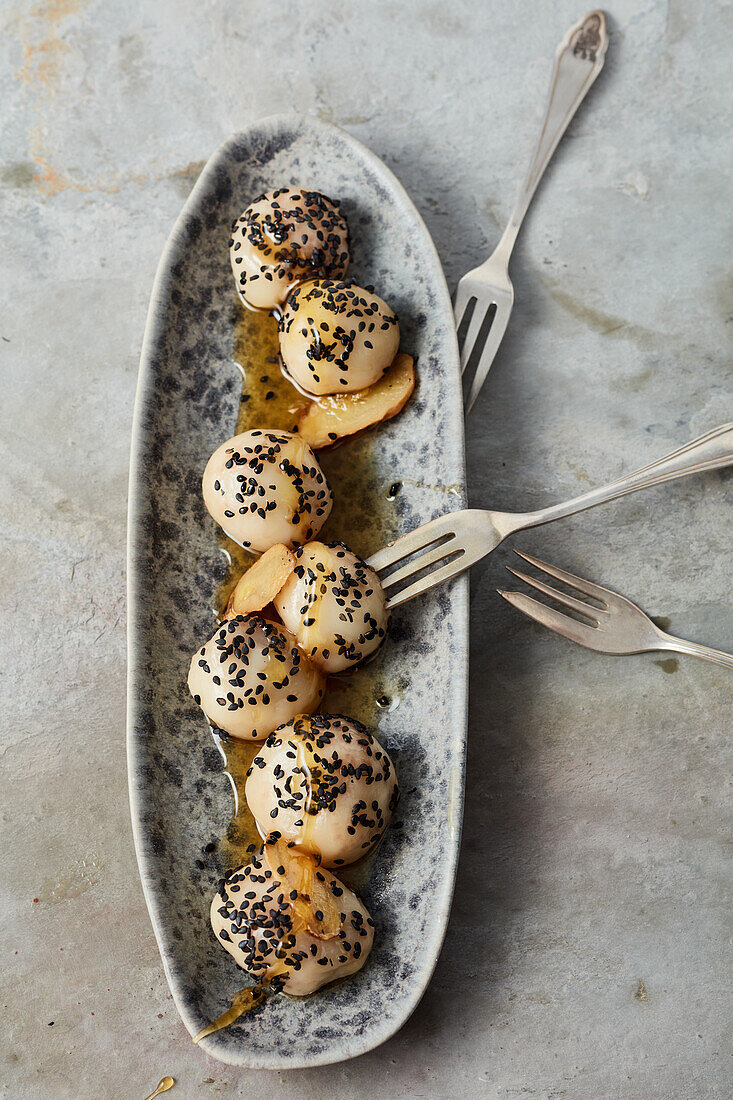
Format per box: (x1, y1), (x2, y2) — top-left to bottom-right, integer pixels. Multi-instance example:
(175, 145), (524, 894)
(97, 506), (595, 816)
(263, 840), (342, 940)
(297, 353), (415, 450)
(225, 543), (296, 618)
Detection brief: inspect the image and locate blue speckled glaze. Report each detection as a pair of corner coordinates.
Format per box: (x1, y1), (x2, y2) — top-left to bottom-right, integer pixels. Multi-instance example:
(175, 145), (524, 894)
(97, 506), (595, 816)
(127, 115), (468, 1069)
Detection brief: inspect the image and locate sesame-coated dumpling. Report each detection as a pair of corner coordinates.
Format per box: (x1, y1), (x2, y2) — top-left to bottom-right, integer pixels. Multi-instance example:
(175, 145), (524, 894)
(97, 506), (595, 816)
(274, 541), (389, 673)
(245, 715), (399, 868)
(278, 279), (400, 396)
(187, 616), (325, 741)
(210, 840), (375, 997)
(229, 188), (350, 311)
(202, 430), (333, 553)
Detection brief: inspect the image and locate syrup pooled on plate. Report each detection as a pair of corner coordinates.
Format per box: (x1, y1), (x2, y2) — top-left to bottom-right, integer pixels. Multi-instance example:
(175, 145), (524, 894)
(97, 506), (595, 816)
(215, 303), (400, 607)
(211, 733), (263, 872)
(212, 305), (297, 617)
(211, 301), (405, 856)
(193, 983), (268, 1043)
(200, 294), (405, 1034)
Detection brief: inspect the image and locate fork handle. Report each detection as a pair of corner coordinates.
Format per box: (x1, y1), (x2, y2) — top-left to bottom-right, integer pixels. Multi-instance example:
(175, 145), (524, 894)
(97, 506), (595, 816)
(500, 422), (733, 535)
(656, 634), (733, 670)
(497, 11), (609, 260)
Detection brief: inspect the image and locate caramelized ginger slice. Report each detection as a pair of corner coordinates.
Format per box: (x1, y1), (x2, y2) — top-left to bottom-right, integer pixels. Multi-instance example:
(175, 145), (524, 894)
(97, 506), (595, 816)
(262, 840), (342, 940)
(225, 543), (296, 617)
(298, 353), (415, 450)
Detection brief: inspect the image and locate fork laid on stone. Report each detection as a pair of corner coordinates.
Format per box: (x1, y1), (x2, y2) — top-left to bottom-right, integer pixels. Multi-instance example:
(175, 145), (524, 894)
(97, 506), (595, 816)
(455, 10), (609, 413)
(498, 550), (733, 669)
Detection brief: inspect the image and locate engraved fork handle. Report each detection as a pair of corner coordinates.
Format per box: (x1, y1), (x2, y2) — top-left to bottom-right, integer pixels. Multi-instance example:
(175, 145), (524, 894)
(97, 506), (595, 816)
(498, 422), (733, 535)
(655, 634), (733, 670)
(496, 11), (609, 262)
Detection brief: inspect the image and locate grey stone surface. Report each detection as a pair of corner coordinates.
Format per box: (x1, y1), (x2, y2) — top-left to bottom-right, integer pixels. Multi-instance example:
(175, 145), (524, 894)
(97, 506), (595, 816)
(1, 0), (730, 1097)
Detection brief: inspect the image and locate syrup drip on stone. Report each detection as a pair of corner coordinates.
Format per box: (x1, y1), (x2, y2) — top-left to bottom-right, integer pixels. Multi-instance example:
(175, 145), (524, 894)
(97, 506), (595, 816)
(143, 1079), (175, 1100)
(212, 733), (264, 871)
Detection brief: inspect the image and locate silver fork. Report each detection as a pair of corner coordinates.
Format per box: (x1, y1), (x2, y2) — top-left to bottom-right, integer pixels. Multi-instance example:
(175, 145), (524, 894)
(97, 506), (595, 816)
(498, 550), (733, 669)
(455, 10), (609, 414)
(368, 422), (733, 608)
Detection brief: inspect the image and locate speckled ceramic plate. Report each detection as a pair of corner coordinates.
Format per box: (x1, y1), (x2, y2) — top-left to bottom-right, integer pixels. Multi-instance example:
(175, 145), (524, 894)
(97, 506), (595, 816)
(127, 115), (468, 1069)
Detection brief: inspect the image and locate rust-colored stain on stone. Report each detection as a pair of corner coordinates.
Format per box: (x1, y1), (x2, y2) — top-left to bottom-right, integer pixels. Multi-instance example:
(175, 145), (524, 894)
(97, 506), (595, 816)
(16, 0), (86, 88)
(13, 0), (206, 198)
(15, 0), (91, 194)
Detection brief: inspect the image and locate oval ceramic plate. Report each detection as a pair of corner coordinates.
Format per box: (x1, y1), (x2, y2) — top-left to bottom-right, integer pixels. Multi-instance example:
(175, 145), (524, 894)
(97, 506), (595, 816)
(127, 115), (468, 1068)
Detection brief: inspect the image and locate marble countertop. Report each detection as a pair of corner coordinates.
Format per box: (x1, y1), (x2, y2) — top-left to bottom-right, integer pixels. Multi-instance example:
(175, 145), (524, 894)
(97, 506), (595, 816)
(1, 1), (730, 1097)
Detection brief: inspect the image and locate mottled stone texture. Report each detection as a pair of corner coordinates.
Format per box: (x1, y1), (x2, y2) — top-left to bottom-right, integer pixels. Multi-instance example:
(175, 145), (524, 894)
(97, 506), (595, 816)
(1, 0), (730, 1097)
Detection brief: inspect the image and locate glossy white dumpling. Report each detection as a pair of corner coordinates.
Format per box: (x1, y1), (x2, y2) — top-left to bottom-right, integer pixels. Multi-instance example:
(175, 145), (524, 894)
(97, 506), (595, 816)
(229, 188), (350, 311)
(274, 541), (389, 673)
(202, 429), (333, 553)
(278, 279), (400, 395)
(187, 616), (325, 741)
(211, 841), (374, 996)
(245, 714), (399, 867)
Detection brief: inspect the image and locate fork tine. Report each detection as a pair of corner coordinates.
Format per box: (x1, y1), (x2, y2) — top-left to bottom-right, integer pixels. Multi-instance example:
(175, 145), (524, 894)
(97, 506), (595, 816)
(386, 554), (468, 609)
(452, 279), (474, 334)
(512, 550), (611, 605)
(497, 589), (601, 647)
(505, 567), (603, 622)
(372, 509), (495, 607)
(367, 512), (459, 574)
(464, 303), (512, 414)
(380, 534), (463, 594)
(459, 298), (490, 373)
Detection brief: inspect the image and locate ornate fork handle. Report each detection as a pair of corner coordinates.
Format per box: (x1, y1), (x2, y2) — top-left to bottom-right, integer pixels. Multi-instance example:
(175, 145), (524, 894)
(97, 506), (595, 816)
(498, 11), (609, 259)
(499, 422), (733, 535)
(655, 635), (733, 670)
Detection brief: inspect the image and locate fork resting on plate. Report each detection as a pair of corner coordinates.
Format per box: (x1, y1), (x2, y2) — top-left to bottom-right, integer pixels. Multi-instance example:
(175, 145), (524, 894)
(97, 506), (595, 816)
(368, 421), (733, 609)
